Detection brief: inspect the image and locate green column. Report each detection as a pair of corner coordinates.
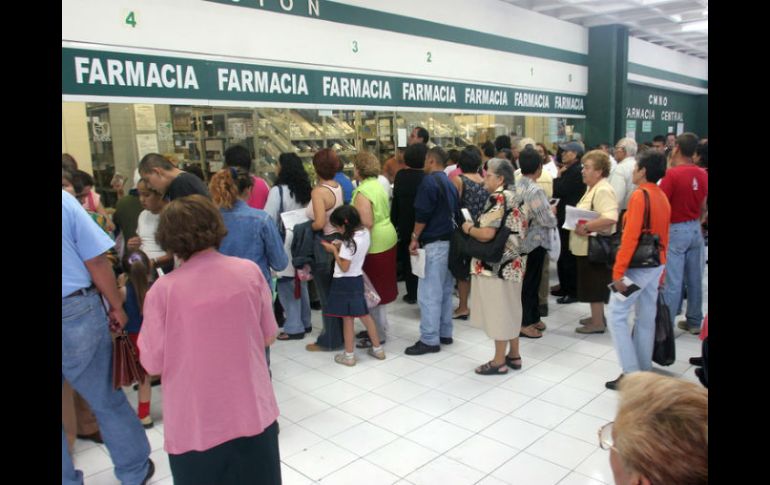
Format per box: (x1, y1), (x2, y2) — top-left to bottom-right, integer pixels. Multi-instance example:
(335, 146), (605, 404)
(585, 25), (629, 147)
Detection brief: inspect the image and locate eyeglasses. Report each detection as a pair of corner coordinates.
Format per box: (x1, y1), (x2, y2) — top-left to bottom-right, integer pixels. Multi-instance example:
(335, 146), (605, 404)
(598, 422), (618, 452)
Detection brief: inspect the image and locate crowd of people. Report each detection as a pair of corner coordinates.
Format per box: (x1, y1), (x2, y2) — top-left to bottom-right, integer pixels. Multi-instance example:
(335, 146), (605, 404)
(62, 126), (708, 483)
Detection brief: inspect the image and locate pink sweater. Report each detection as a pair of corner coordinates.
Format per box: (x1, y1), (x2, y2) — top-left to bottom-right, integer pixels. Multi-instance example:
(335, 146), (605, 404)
(138, 249), (279, 454)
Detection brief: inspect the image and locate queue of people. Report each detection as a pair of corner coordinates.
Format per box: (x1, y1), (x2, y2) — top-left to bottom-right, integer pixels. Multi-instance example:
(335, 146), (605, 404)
(62, 128), (708, 483)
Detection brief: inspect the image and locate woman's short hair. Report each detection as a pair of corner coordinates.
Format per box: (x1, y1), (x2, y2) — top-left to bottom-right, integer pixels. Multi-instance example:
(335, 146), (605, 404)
(486, 158), (515, 187)
(518, 146), (543, 175)
(156, 195), (228, 260)
(458, 146), (482, 173)
(615, 372), (708, 485)
(312, 148), (340, 180)
(403, 143), (427, 169)
(583, 150), (611, 177)
(636, 151), (668, 183)
(354, 152), (381, 179)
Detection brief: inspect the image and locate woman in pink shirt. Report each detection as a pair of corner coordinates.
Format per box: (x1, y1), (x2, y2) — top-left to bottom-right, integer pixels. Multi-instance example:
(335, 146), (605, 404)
(138, 195), (281, 485)
(224, 145), (271, 209)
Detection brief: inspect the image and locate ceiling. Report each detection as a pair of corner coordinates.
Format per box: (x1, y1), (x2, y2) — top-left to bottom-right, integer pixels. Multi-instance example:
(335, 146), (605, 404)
(498, 0), (708, 59)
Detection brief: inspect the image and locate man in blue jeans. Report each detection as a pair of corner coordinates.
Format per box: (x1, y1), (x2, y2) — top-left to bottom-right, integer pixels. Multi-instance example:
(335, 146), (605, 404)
(659, 133), (708, 334)
(407, 146), (459, 355)
(62, 190), (154, 485)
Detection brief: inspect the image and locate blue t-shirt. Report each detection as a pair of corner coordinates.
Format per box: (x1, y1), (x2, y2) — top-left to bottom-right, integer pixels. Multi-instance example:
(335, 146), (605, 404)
(334, 171), (354, 204)
(62, 191), (115, 297)
(414, 172), (459, 243)
(123, 283), (143, 334)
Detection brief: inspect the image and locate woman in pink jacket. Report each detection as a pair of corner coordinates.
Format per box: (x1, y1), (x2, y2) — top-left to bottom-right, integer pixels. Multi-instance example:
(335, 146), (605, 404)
(138, 195), (281, 485)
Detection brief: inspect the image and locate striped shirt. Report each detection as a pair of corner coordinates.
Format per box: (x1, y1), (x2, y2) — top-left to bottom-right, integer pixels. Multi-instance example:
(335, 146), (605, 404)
(517, 176), (558, 254)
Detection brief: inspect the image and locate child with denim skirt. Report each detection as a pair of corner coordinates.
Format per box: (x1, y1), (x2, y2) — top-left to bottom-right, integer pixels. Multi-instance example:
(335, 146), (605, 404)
(320, 206), (386, 366)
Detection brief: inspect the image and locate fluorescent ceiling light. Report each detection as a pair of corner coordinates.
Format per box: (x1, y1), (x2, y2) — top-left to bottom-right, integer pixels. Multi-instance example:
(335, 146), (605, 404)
(681, 20), (708, 32)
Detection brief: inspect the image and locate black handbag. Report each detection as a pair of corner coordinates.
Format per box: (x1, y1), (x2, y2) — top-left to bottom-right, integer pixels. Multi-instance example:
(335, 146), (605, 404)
(586, 190), (617, 265)
(464, 192), (512, 264)
(623, 189), (661, 269)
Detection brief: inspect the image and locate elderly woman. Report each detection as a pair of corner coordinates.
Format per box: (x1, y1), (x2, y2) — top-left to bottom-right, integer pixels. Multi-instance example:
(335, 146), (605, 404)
(350, 152), (399, 347)
(305, 148), (345, 351)
(138, 195), (281, 485)
(605, 151), (670, 390)
(570, 150), (618, 334)
(461, 158), (527, 375)
(516, 147), (558, 339)
(450, 146), (487, 320)
(600, 372), (707, 484)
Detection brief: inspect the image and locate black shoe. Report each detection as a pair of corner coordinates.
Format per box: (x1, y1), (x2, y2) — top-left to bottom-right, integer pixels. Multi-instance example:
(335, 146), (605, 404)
(557, 295), (578, 304)
(440, 337), (453, 345)
(141, 459), (155, 485)
(76, 431), (103, 444)
(405, 340), (440, 355)
(402, 295), (417, 304)
(539, 304), (549, 317)
(356, 330), (369, 339)
(695, 367), (707, 388)
(605, 374), (624, 391)
(550, 289), (566, 297)
(689, 356), (704, 366)
(151, 377), (161, 387)
(310, 301), (322, 310)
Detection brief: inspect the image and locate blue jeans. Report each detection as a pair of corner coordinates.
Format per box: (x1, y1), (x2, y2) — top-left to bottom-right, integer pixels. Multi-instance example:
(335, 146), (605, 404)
(62, 290), (151, 485)
(663, 220), (704, 329)
(417, 241), (454, 346)
(608, 266), (665, 374)
(276, 277), (310, 335)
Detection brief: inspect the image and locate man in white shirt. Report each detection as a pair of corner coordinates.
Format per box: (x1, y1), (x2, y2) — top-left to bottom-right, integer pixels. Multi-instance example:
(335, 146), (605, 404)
(608, 138), (638, 217)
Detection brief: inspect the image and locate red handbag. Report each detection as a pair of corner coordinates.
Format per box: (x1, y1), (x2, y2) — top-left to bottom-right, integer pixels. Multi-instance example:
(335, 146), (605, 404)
(112, 332), (147, 389)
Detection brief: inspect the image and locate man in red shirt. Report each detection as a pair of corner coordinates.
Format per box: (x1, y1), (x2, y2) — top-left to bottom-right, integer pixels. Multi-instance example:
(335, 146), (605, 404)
(659, 133), (708, 334)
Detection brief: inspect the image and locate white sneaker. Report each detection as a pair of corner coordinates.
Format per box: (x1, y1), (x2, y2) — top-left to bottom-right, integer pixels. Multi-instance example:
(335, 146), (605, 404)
(334, 353), (357, 366)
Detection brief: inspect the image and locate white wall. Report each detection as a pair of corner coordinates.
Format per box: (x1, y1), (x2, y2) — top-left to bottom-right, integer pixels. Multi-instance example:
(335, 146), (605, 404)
(62, 0), (588, 95)
(628, 37), (707, 93)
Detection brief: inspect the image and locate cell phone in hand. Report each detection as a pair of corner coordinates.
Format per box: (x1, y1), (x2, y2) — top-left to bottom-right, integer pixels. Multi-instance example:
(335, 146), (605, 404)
(608, 277), (641, 300)
(461, 208), (472, 222)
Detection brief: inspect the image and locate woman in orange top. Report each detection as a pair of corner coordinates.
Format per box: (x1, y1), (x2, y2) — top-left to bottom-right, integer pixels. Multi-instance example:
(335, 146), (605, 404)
(605, 151), (671, 390)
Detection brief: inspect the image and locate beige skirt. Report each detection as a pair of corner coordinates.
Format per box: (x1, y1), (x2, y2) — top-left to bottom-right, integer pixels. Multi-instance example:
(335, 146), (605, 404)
(469, 275), (522, 341)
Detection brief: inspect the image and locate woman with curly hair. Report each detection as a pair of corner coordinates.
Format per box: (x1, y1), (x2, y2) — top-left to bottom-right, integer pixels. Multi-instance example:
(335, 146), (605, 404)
(264, 153), (314, 340)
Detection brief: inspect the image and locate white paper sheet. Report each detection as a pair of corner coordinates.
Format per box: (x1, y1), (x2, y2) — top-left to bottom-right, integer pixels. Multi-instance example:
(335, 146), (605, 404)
(410, 249), (426, 279)
(280, 208), (311, 230)
(562, 205), (600, 231)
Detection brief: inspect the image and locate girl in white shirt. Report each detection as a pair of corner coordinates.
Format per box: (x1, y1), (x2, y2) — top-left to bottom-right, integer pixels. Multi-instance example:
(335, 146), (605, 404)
(320, 206), (386, 366)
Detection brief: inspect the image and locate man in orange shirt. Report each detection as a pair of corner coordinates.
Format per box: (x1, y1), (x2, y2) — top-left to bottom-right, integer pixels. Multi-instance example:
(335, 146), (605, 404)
(605, 151), (671, 391)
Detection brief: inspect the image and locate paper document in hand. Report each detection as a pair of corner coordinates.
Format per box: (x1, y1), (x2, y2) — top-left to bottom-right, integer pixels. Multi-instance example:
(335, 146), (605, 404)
(608, 276), (641, 301)
(563, 205), (600, 230)
(410, 249), (426, 279)
(280, 208), (310, 230)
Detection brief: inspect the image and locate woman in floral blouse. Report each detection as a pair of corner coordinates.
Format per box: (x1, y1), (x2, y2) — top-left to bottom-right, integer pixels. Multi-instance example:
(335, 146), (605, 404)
(461, 158), (527, 375)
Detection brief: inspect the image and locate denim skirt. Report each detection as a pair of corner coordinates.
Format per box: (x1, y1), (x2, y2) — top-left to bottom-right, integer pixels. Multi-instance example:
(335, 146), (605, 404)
(324, 275), (369, 317)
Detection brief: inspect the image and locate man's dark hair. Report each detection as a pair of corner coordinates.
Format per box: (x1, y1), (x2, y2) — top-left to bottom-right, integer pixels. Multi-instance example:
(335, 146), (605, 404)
(652, 135), (666, 144)
(224, 145), (252, 171)
(494, 135), (512, 152)
(695, 142), (708, 169)
(139, 153), (175, 173)
(184, 164), (205, 181)
(447, 149), (461, 165)
(666, 132), (676, 139)
(458, 146), (482, 173)
(675, 132), (699, 158)
(404, 143), (428, 169)
(498, 148), (513, 162)
(637, 150), (668, 183)
(414, 126), (429, 144)
(518, 147), (543, 175)
(481, 141), (496, 158)
(428, 146), (448, 167)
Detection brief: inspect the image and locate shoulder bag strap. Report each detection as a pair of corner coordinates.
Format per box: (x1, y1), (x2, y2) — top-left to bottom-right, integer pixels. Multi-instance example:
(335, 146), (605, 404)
(278, 185), (284, 214)
(641, 188), (651, 234)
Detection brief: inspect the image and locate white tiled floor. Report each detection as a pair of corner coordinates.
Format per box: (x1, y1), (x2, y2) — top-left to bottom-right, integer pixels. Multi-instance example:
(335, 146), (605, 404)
(72, 262), (707, 484)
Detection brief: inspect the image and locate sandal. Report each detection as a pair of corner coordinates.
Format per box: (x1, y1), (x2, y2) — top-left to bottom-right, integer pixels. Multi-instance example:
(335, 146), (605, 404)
(356, 337), (386, 349)
(277, 332), (305, 341)
(534, 321), (547, 331)
(505, 356), (522, 370)
(356, 330), (369, 339)
(475, 361), (508, 375)
(575, 325), (606, 334)
(452, 310), (470, 320)
(519, 326), (543, 339)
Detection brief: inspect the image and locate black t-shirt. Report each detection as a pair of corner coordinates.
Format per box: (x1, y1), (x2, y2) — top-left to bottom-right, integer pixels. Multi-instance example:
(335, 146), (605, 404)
(166, 172), (210, 201)
(553, 162), (586, 226)
(391, 168), (425, 238)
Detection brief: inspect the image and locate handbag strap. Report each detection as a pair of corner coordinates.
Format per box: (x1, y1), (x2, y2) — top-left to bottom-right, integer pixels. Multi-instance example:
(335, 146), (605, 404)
(278, 185), (284, 214)
(640, 189), (652, 234)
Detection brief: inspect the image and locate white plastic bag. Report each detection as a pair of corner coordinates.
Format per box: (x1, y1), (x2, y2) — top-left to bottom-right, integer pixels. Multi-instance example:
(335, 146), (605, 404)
(546, 227), (561, 262)
(362, 272), (381, 309)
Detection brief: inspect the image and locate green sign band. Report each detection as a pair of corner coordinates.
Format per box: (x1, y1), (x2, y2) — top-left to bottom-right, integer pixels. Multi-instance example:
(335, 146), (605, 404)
(203, 0), (589, 66)
(62, 47), (586, 116)
(628, 63), (707, 90)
